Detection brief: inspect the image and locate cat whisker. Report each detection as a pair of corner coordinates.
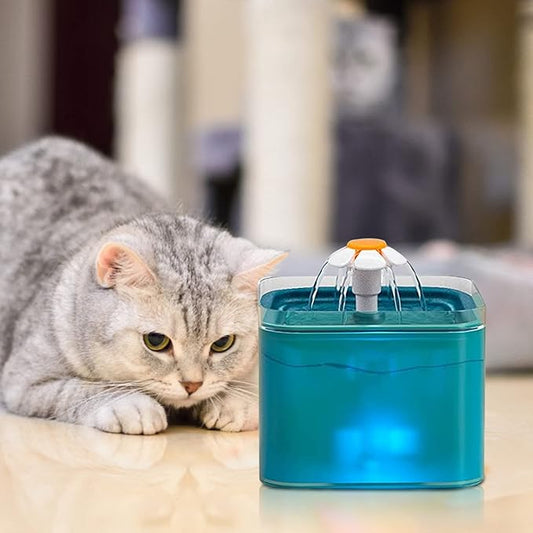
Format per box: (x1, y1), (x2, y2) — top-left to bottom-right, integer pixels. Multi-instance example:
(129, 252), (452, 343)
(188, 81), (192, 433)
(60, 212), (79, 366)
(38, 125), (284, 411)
(221, 388), (258, 404)
(52, 382), (155, 421)
(51, 385), (133, 420)
(198, 396), (219, 429)
(96, 379), (156, 387)
(219, 382), (256, 394)
(227, 379), (257, 387)
(224, 385), (259, 398)
(224, 392), (256, 405)
(208, 393), (220, 406)
(225, 385), (257, 396)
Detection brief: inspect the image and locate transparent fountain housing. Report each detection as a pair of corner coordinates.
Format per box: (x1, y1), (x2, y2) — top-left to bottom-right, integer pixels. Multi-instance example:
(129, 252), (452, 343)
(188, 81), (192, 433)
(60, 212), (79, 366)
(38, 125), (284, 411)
(259, 275), (485, 489)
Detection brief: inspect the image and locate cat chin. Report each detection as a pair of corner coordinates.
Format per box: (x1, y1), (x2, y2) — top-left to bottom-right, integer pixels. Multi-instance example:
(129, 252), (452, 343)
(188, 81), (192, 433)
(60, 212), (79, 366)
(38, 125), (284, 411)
(161, 395), (209, 409)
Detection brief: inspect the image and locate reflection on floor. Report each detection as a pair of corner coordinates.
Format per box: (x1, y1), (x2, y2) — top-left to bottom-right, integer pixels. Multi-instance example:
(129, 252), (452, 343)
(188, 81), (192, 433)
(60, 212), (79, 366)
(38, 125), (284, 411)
(0, 376), (532, 532)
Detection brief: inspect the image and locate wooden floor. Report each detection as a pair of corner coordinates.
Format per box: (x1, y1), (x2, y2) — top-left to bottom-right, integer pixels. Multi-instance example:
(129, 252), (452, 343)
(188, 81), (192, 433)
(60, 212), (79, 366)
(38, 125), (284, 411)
(0, 375), (532, 532)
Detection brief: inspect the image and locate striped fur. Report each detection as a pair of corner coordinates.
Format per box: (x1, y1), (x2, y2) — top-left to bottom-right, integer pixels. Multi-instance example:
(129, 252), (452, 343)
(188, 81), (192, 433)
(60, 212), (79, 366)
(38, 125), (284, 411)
(0, 137), (283, 433)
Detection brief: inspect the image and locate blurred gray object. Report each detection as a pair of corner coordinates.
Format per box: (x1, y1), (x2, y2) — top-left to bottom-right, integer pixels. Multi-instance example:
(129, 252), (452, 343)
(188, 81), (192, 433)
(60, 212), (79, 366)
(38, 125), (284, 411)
(195, 127), (242, 232)
(333, 16), (399, 118)
(332, 15), (459, 244)
(334, 117), (459, 243)
(193, 14), (461, 243)
(119, 0), (180, 41)
(194, 117), (459, 241)
(195, 128), (242, 177)
(409, 242), (533, 370)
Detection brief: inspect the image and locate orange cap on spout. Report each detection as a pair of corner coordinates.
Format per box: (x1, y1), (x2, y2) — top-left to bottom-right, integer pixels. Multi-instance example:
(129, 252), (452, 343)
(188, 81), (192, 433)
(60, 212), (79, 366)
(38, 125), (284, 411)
(347, 238), (387, 251)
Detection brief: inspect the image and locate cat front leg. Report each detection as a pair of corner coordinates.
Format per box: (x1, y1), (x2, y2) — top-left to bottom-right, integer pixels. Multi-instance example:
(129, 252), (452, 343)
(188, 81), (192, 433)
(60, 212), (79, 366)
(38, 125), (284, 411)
(82, 391), (168, 435)
(2, 376), (168, 435)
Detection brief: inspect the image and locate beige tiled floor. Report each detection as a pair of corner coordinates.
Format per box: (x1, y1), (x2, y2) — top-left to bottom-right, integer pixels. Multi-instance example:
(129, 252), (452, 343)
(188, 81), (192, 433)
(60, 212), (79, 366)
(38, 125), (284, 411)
(0, 375), (532, 532)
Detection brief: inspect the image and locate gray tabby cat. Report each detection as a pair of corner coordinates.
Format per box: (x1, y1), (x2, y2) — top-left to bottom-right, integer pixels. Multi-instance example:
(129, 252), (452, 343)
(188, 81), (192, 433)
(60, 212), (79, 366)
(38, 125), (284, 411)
(0, 137), (285, 434)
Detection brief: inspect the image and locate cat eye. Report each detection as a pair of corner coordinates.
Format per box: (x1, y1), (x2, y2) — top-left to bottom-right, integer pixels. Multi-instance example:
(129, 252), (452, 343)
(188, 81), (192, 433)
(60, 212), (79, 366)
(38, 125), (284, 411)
(210, 335), (235, 353)
(143, 332), (171, 352)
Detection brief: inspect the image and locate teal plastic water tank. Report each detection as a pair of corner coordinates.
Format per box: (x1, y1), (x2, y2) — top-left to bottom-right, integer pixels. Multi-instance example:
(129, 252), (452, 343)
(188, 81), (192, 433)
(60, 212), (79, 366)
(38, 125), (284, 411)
(259, 276), (485, 489)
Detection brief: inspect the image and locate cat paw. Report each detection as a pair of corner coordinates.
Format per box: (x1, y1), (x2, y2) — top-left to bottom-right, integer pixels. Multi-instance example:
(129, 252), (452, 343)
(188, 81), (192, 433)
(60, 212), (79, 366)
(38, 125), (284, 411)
(198, 396), (258, 432)
(86, 393), (168, 435)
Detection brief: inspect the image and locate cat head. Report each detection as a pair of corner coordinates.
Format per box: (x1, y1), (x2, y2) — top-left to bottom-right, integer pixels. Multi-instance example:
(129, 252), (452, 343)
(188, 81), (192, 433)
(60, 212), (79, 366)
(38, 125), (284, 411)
(66, 214), (286, 408)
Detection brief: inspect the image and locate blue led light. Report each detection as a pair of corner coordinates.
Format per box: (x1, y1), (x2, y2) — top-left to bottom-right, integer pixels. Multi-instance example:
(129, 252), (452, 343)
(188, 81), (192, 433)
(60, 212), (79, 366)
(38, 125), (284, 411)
(335, 424), (419, 464)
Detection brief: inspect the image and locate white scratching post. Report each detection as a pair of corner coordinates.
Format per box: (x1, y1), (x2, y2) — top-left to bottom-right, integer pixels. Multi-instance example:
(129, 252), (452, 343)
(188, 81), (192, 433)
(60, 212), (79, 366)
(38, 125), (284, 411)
(244, 0), (332, 249)
(115, 41), (182, 202)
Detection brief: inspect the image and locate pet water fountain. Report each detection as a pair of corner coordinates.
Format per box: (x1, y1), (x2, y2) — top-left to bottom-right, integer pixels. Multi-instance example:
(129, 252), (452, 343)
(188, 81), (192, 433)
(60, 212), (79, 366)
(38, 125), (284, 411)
(259, 238), (485, 489)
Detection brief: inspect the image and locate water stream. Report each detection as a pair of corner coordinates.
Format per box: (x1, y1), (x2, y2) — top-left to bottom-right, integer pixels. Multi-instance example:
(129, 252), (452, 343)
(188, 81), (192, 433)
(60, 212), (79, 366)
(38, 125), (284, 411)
(335, 267), (346, 292)
(308, 260), (329, 309)
(309, 249), (426, 313)
(337, 267), (352, 312)
(407, 261), (427, 311)
(385, 266), (402, 313)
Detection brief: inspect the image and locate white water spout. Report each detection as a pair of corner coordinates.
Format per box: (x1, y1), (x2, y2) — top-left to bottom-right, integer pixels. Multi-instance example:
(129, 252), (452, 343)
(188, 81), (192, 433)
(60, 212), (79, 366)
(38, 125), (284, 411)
(326, 239), (407, 312)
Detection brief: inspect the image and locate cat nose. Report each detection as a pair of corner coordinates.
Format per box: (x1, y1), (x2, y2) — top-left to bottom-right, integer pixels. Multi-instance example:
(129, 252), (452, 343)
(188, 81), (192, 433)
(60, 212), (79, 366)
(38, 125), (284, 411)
(180, 381), (203, 395)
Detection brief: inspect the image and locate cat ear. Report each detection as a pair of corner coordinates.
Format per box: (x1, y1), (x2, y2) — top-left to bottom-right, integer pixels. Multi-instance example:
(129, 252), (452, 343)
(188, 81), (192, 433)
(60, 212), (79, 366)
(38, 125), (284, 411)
(95, 242), (155, 289)
(232, 249), (288, 292)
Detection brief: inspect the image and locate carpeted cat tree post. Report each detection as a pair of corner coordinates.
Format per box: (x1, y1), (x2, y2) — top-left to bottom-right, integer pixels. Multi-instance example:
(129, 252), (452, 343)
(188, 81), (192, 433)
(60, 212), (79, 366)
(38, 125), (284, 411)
(115, 0), (187, 206)
(243, 0), (333, 250)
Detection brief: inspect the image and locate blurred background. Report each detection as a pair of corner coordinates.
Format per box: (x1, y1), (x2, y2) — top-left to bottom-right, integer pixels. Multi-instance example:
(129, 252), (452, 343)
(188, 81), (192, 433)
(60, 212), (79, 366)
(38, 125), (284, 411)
(1, 0), (533, 367)
(0, 0), (530, 251)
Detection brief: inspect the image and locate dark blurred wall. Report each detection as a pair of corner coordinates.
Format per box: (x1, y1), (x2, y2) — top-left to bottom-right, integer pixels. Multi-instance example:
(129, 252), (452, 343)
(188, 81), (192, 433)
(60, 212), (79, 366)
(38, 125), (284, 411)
(51, 0), (120, 155)
(406, 0), (518, 243)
